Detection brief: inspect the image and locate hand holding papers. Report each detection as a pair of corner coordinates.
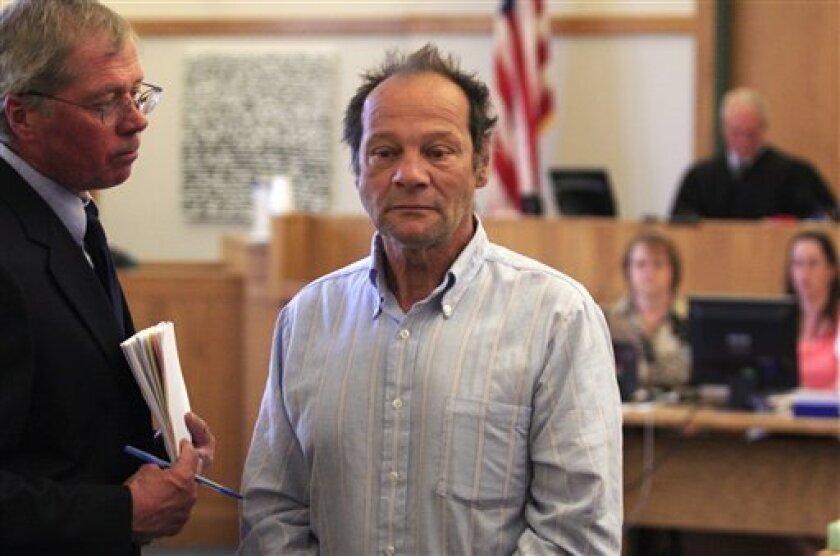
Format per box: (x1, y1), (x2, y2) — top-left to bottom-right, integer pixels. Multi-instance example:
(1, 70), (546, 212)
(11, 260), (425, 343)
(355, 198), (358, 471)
(121, 322), (240, 499)
(124, 445), (242, 500)
(120, 321), (191, 461)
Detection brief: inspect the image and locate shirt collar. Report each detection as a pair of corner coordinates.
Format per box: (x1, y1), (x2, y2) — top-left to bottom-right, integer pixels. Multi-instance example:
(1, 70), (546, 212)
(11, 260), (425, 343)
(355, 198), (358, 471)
(727, 146), (765, 172)
(0, 142), (88, 246)
(366, 215), (489, 319)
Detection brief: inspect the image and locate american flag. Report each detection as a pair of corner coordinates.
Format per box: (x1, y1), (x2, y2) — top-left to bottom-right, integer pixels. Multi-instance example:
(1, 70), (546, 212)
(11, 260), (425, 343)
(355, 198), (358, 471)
(490, 0), (553, 215)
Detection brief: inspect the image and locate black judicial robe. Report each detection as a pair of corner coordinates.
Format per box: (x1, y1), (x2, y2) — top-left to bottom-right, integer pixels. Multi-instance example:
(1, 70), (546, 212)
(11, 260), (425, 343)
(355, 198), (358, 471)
(670, 146), (838, 220)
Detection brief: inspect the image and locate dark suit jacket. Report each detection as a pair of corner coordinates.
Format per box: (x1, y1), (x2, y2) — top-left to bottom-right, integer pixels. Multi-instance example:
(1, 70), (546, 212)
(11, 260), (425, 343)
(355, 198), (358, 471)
(670, 146), (838, 220)
(0, 159), (154, 555)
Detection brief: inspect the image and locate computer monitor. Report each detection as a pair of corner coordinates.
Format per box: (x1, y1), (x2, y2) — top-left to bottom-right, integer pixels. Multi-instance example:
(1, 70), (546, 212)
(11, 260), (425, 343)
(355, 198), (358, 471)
(612, 341), (639, 402)
(688, 295), (799, 406)
(550, 168), (617, 217)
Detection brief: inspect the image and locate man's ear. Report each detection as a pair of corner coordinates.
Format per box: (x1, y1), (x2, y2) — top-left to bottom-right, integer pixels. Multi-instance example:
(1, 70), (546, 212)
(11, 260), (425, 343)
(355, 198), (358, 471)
(475, 144), (491, 189)
(4, 95), (34, 141)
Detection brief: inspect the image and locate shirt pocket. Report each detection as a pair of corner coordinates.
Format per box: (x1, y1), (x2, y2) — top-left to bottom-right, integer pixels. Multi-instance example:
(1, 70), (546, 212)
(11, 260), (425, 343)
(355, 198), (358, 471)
(436, 396), (532, 508)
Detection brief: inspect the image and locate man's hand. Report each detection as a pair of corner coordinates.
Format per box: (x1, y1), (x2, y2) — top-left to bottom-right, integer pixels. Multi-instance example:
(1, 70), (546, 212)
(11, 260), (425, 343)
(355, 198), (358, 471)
(185, 411), (215, 475)
(125, 440), (199, 543)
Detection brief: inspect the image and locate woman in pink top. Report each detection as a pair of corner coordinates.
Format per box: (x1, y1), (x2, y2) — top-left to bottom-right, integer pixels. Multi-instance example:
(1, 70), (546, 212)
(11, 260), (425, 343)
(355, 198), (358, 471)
(785, 230), (840, 391)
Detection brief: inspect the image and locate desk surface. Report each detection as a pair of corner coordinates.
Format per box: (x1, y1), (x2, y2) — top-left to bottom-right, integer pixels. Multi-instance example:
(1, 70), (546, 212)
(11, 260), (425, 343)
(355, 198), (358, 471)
(623, 403), (840, 537)
(623, 403), (840, 437)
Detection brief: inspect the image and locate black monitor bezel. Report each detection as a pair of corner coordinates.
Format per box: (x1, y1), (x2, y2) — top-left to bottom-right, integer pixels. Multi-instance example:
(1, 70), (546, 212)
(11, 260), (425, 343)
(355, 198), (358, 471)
(688, 294), (799, 393)
(549, 168), (617, 217)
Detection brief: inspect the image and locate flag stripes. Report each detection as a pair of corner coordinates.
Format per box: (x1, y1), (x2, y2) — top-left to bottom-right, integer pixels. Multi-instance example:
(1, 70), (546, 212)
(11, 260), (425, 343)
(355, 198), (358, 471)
(491, 0), (553, 214)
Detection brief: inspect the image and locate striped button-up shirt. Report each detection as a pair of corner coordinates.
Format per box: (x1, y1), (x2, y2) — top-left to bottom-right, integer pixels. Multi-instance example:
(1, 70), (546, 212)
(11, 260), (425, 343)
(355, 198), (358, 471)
(240, 220), (623, 555)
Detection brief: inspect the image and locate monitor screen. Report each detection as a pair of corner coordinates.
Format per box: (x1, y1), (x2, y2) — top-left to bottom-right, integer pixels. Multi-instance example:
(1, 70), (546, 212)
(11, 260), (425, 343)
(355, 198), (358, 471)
(550, 168), (616, 217)
(688, 295), (799, 395)
(612, 341), (639, 402)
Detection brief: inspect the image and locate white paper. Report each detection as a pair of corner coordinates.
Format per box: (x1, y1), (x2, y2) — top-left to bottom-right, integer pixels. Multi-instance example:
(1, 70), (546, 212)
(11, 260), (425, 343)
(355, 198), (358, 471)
(121, 321), (192, 461)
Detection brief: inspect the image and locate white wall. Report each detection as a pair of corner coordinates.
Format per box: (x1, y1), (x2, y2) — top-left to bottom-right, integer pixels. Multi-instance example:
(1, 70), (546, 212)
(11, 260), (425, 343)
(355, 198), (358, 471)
(102, 1), (693, 19)
(99, 4), (696, 261)
(551, 36), (694, 219)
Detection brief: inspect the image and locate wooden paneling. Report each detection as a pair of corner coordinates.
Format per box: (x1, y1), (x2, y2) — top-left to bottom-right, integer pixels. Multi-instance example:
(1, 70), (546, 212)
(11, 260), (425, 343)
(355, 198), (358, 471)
(237, 245), (303, 462)
(266, 213), (838, 304)
(624, 406), (840, 536)
(269, 214), (375, 289)
(730, 0), (840, 193)
(625, 432), (839, 536)
(694, 0), (717, 159)
(489, 217), (833, 301)
(132, 15), (692, 37)
(120, 263), (244, 546)
(551, 16), (692, 35)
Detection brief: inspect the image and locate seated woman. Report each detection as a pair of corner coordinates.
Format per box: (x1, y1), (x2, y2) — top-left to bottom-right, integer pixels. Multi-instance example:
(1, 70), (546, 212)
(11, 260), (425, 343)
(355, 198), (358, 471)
(605, 232), (691, 394)
(785, 230), (840, 391)
(608, 232), (691, 556)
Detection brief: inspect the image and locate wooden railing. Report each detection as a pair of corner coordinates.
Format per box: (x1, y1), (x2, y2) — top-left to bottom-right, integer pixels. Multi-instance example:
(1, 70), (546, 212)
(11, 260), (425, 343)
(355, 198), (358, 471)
(264, 213), (839, 302)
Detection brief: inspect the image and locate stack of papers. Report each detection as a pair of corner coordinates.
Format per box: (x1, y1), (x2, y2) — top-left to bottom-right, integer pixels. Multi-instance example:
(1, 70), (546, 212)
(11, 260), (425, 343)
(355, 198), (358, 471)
(790, 388), (840, 418)
(120, 321), (191, 461)
(770, 388), (840, 418)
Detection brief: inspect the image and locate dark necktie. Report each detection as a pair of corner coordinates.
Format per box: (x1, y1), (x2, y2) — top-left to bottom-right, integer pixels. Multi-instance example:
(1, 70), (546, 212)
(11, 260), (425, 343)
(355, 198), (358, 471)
(84, 201), (126, 334)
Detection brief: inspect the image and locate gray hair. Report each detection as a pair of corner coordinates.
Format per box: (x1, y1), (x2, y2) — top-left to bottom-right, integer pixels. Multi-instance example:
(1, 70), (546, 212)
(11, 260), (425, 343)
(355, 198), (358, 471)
(719, 87), (769, 126)
(0, 0), (134, 142)
(342, 43), (497, 178)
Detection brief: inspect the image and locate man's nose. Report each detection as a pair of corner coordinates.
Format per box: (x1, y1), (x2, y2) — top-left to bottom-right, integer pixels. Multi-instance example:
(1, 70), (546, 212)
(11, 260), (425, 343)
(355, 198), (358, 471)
(392, 152), (428, 188)
(118, 99), (148, 134)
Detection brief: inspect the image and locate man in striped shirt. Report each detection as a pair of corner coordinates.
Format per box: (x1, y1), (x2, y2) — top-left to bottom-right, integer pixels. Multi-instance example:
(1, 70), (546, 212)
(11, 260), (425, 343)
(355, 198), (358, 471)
(240, 44), (623, 555)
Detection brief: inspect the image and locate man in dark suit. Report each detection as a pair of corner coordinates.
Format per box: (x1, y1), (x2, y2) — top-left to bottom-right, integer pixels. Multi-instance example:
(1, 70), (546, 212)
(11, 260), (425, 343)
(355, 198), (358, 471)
(0, 1), (215, 553)
(670, 87), (838, 220)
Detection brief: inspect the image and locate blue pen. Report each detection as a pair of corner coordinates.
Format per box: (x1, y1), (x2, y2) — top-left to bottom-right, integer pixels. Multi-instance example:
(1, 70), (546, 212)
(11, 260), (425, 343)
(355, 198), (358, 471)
(124, 445), (243, 500)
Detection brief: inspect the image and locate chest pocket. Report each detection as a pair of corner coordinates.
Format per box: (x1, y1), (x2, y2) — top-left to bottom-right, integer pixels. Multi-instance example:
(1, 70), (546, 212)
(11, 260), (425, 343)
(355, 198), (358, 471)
(436, 396), (532, 508)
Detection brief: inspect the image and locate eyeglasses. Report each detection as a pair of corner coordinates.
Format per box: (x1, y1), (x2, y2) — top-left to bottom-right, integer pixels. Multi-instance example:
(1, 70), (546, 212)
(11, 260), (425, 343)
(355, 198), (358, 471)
(21, 82), (163, 125)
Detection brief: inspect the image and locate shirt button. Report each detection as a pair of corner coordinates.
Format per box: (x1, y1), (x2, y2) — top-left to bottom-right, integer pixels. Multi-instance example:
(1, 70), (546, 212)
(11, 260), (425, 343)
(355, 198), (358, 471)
(385, 546), (395, 555)
(392, 398), (403, 409)
(442, 304), (452, 316)
(399, 329), (410, 339)
(389, 471), (399, 482)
